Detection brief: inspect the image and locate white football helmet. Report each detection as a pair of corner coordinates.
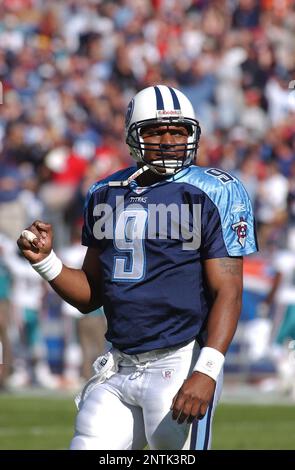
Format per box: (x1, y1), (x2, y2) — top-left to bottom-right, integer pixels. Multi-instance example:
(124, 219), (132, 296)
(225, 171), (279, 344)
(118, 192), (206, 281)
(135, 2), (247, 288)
(125, 85), (201, 175)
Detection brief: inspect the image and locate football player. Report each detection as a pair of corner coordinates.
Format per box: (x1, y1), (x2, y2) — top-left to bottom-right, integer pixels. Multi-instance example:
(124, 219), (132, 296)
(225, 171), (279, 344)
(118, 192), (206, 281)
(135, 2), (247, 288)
(17, 85), (258, 450)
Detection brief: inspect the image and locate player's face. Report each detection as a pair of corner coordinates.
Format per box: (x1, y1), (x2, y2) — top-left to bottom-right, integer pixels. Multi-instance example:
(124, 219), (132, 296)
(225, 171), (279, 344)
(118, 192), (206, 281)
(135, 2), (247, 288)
(140, 124), (189, 172)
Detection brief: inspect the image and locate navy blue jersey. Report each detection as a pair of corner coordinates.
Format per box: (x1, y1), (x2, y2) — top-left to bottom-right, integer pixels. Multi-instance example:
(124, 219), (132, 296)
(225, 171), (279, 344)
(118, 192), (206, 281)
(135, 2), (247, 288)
(82, 165), (258, 354)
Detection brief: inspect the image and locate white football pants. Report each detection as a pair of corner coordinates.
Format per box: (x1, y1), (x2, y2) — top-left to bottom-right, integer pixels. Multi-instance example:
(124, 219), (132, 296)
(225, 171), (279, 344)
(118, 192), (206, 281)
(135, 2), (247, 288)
(70, 340), (223, 450)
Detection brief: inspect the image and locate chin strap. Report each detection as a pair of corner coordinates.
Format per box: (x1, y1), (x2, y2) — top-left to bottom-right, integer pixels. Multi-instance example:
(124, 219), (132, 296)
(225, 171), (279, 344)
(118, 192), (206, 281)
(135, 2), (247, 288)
(108, 161), (183, 187)
(108, 165), (150, 187)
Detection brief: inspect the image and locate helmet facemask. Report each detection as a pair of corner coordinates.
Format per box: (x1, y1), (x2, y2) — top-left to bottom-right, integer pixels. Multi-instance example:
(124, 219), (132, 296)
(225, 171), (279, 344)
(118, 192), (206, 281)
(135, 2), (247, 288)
(126, 117), (201, 176)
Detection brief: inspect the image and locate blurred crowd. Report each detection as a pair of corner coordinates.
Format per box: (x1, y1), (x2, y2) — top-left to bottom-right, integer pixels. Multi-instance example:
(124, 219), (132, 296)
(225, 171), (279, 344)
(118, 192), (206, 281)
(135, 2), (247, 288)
(0, 0), (295, 397)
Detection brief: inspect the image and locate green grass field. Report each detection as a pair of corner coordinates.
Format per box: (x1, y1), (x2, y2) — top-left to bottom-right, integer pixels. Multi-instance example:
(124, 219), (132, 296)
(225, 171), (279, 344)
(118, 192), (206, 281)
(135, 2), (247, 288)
(0, 395), (294, 449)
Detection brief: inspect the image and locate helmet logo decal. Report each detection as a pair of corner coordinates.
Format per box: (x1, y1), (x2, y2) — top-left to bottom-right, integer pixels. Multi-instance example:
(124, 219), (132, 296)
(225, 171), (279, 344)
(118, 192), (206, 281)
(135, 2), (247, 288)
(125, 98), (134, 128)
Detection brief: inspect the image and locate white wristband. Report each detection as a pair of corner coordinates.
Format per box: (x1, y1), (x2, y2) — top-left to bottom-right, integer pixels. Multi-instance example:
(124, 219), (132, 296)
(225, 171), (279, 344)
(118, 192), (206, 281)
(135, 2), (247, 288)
(31, 250), (63, 282)
(193, 347), (225, 381)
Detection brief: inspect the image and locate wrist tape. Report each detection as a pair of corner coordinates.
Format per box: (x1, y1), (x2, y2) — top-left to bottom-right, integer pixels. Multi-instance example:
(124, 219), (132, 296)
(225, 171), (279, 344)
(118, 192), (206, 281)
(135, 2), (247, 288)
(31, 250), (63, 282)
(193, 347), (225, 381)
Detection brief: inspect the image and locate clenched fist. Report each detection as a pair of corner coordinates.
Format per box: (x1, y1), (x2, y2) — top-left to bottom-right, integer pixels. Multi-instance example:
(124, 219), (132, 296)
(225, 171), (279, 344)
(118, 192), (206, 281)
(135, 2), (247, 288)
(17, 220), (53, 264)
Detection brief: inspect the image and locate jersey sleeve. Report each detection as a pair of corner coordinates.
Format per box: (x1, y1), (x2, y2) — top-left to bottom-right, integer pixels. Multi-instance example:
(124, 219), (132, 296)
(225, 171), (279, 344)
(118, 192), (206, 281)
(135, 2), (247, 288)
(200, 201), (229, 259)
(201, 177), (258, 258)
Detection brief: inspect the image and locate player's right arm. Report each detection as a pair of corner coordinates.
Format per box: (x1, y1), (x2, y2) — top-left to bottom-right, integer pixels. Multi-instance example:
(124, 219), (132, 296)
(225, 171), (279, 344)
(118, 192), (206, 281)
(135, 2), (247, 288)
(17, 221), (103, 313)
